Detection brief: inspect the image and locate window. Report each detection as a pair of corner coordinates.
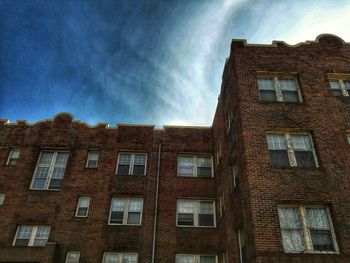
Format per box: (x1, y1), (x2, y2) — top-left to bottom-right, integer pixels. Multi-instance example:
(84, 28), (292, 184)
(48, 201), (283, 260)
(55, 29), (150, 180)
(257, 76), (301, 102)
(278, 206), (338, 253)
(347, 134), (350, 144)
(176, 200), (215, 227)
(86, 151), (99, 168)
(0, 194), (5, 205)
(109, 198), (143, 225)
(13, 225), (50, 247)
(65, 251), (80, 263)
(219, 193), (225, 218)
(328, 78), (350, 97)
(266, 133), (318, 168)
(238, 230), (248, 263)
(178, 156), (213, 177)
(216, 143), (222, 166)
(30, 151), (69, 190)
(75, 197), (90, 217)
(6, 149), (20, 165)
(176, 255), (217, 263)
(102, 252), (138, 263)
(232, 165), (239, 189)
(116, 153), (147, 176)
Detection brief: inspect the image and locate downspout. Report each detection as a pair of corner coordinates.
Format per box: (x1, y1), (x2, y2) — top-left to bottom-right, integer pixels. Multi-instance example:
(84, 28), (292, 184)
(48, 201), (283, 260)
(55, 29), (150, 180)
(152, 139), (162, 263)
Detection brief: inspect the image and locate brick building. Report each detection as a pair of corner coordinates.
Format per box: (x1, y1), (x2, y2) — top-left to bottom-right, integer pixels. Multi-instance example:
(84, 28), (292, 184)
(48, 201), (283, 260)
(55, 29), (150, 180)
(0, 34), (350, 262)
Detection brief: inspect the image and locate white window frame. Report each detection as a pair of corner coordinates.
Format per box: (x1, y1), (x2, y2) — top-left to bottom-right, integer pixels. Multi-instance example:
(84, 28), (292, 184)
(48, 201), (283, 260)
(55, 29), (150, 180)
(85, 151), (99, 168)
(278, 205), (339, 254)
(257, 76), (302, 102)
(328, 78), (350, 97)
(176, 199), (216, 228)
(102, 252), (138, 263)
(13, 225), (51, 247)
(175, 254), (218, 263)
(232, 165), (238, 189)
(65, 251), (81, 263)
(219, 193), (225, 219)
(75, 196), (91, 217)
(6, 149), (21, 165)
(0, 194), (5, 205)
(108, 198), (143, 225)
(238, 229), (246, 263)
(116, 153), (147, 175)
(30, 151), (69, 190)
(177, 155), (214, 178)
(267, 132), (319, 167)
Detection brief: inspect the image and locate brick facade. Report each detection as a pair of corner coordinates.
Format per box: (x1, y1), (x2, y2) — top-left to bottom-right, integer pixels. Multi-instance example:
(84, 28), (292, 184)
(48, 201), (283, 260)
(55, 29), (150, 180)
(0, 34), (349, 262)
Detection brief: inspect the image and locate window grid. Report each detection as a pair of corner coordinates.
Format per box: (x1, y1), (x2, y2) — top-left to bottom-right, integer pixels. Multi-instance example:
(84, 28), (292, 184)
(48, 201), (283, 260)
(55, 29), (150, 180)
(109, 198), (143, 225)
(328, 78), (350, 97)
(6, 149), (20, 165)
(86, 151), (99, 168)
(116, 153), (147, 176)
(30, 151), (69, 190)
(75, 196), (91, 217)
(178, 156), (213, 178)
(13, 225), (50, 247)
(176, 200), (216, 227)
(257, 76), (302, 102)
(102, 252), (138, 263)
(176, 254), (217, 263)
(278, 206), (338, 253)
(266, 132), (318, 168)
(65, 251), (80, 263)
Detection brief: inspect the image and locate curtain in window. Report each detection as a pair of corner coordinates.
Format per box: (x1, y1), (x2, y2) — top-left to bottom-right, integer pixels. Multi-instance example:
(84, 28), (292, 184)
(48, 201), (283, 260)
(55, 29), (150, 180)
(33, 226), (50, 246)
(122, 254), (137, 263)
(291, 135), (315, 167)
(104, 253), (120, 263)
(279, 79), (299, 102)
(197, 157), (212, 177)
(278, 207), (305, 252)
(257, 78), (277, 101)
(178, 157), (194, 176)
(267, 134), (287, 150)
(329, 81), (343, 96)
(266, 134), (289, 167)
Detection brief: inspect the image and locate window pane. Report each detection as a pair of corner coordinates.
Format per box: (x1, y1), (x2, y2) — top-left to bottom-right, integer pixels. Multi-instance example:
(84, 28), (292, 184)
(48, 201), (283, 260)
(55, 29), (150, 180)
(104, 253), (120, 263)
(294, 152), (315, 167)
(310, 230), (334, 251)
(291, 135), (315, 167)
(260, 90), (277, 101)
(33, 226), (50, 246)
(281, 229), (305, 252)
(127, 212), (141, 224)
(266, 134), (287, 150)
(0, 194), (5, 205)
(134, 154), (146, 165)
(269, 150), (289, 168)
(329, 80), (341, 90)
(119, 154), (131, 165)
(77, 207), (88, 217)
(129, 200), (142, 212)
(110, 199), (125, 224)
(200, 256), (216, 263)
(35, 167), (49, 178)
(32, 178), (46, 189)
(39, 152), (54, 164)
(290, 135), (311, 151)
(282, 91), (299, 102)
(55, 152), (69, 165)
(178, 213), (194, 225)
(178, 156), (194, 176)
(306, 208), (330, 230)
(278, 207), (302, 229)
(122, 254), (137, 263)
(117, 165), (130, 175)
(133, 165), (145, 175)
(88, 151), (99, 161)
(110, 212), (124, 224)
(66, 251), (80, 263)
(51, 167), (66, 179)
(177, 200), (194, 213)
(197, 157), (212, 177)
(257, 78), (275, 90)
(11, 149), (21, 158)
(17, 226), (32, 239)
(48, 179), (62, 190)
(198, 202), (214, 226)
(78, 197), (90, 208)
(176, 255), (195, 263)
(279, 79), (298, 90)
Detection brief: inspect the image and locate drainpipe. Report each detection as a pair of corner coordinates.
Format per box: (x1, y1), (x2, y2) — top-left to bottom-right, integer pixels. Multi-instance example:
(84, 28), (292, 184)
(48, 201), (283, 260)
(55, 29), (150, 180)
(152, 139), (162, 263)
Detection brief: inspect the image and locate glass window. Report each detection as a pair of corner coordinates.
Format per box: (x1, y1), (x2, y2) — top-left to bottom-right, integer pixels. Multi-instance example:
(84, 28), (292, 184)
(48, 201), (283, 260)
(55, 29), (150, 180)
(257, 76), (301, 102)
(31, 151), (69, 190)
(6, 149), (21, 166)
(65, 251), (80, 263)
(75, 197), (91, 217)
(278, 206), (337, 253)
(102, 252), (138, 263)
(116, 153), (147, 176)
(177, 200), (215, 227)
(0, 194), (5, 205)
(178, 156), (213, 177)
(86, 151), (99, 168)
(329, 79), (350, 97)
(176, 255), (217, 263)
(109, 198), (143, 225)
(14, 225), (50, 247)
(266, 133), (317, 168)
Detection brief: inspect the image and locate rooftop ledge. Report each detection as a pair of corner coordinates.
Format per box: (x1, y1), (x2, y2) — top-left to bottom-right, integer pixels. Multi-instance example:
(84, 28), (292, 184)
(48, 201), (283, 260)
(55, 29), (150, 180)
(0, 112), (211, 130)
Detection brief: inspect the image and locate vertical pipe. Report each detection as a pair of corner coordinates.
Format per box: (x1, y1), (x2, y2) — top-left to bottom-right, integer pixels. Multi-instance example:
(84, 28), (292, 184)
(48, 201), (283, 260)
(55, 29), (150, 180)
(152, 140), (162, 263)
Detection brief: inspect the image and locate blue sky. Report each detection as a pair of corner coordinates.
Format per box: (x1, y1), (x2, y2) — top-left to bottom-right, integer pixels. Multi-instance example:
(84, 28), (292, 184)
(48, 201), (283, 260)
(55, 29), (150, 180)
(1, 0), (350, 126)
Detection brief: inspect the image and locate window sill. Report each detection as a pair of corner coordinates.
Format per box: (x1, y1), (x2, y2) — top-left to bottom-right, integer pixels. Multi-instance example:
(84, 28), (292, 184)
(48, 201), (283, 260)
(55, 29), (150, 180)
(284, 250), (339, 255)
(177, 175), (215, 179)
(29, 189), (60, 192)
(267, 165), (322, 171)
(176, 225), (216, 229)
(116, 174), (146, 177)
(108, 223), (142, 226)
(258, 100), (303, 104)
